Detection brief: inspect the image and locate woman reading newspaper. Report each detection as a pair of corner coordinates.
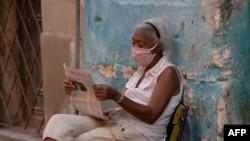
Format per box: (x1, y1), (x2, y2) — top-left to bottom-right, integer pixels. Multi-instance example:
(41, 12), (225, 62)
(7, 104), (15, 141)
(43, 18), (184, 141)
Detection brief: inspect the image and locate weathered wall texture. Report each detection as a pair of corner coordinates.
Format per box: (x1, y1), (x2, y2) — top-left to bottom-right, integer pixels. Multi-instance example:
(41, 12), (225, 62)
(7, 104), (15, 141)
(83, 0), (250, 140)
(40, 0), (249, 140)
(41, 0), (85, 123)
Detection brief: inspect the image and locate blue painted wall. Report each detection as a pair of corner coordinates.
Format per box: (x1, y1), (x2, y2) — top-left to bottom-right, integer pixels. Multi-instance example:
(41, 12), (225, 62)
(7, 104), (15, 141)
(84, 0), (250, 140)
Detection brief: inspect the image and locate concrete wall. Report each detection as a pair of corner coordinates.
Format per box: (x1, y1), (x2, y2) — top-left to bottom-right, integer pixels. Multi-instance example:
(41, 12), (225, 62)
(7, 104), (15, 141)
(83, 0), (250, 141)
(41, 0), (85, 123)
(41, 0), (250, 140)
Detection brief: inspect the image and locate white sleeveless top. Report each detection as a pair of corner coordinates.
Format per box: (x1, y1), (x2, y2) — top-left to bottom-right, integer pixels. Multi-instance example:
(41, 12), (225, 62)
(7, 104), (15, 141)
(110, 56), (183, 141)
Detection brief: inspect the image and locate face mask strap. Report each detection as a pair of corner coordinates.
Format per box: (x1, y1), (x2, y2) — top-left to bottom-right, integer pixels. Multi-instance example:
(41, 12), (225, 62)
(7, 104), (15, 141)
(150, 43), (158, 54)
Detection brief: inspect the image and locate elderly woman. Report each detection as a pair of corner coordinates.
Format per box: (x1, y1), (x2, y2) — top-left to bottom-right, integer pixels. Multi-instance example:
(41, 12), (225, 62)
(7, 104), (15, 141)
(43, 18), (183, 141)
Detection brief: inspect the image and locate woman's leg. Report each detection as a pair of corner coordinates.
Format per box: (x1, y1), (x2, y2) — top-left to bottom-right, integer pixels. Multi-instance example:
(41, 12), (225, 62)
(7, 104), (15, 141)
(43, 114), (106, 141)
(74, 120), (149, 141)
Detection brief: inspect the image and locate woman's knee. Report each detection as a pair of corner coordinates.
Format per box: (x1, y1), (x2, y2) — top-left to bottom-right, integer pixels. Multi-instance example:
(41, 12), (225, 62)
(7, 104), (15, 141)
(43, 114), (71, 135)
(43, 114), (75, 141)
(46, 114), (67, 126)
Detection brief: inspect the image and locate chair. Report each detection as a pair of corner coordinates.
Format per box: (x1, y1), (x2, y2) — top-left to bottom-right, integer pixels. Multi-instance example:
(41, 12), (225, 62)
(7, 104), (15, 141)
(165, 98), (189, 141)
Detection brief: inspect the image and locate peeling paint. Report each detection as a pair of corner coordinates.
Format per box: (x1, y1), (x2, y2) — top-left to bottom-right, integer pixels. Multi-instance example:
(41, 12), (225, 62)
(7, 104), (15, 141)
(214, 8), (221, 30)
(216, 136), (222, 141)
(88, 61), (97, 69)
(220, 82), (231, 97)
(200, 0), (222, 31)
(121, 66), (137, 80)
(217, 98), (227, 134)
(186, 88), (194, 110)
(220, 69), (232, 75)
(223, 49), (231, 59)
(210, 77), (217, 82)
(220, 0), (246, 22)
(98, 64), (116, 78)
(202, 137), (208, 141)
(213, 49), (224, 67)
(200, 0), (246, 32)
(186, 71), (201, 79)
(221, 83), (229, 92)
(189, 44), (199, 61)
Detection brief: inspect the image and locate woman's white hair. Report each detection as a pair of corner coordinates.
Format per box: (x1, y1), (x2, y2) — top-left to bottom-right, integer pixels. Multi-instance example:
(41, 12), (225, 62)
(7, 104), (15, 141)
(144, 18), (174, 51)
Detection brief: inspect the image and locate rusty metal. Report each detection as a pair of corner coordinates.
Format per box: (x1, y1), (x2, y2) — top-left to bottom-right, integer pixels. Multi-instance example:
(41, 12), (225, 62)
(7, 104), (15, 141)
(0, 0), (44, 135)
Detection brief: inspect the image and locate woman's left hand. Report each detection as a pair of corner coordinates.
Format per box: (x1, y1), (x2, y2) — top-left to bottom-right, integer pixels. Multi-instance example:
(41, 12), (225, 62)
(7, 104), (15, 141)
(93, 84), (116, 100)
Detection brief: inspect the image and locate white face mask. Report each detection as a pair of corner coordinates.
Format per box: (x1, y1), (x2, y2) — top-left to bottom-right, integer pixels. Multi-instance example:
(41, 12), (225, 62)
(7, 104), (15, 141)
(131, 43), (158, 67)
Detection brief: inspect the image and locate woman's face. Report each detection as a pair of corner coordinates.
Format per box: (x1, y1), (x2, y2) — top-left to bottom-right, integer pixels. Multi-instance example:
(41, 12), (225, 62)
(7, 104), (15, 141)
(131, 28), (156, 49)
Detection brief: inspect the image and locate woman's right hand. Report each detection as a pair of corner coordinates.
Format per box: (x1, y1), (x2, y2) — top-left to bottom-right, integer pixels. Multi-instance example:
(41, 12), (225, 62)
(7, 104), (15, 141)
(64, 80), (76, 94)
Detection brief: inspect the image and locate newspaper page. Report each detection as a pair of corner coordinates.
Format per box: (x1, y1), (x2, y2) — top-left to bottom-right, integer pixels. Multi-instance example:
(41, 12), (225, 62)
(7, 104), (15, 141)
(63, 63), (120, 119)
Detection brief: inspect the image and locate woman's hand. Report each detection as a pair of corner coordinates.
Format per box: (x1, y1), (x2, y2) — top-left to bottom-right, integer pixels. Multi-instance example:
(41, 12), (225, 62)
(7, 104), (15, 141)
(64, 80), (76, 94)
(93, 84), (119, 101)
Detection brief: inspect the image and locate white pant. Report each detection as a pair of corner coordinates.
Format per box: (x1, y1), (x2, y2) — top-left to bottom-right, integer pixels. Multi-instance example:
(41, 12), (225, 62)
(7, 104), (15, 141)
(43, 114), (149, 141)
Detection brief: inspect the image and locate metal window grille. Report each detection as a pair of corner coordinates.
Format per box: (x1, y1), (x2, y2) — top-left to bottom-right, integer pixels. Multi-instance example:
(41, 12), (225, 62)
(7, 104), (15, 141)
(0, 0), (44, 135)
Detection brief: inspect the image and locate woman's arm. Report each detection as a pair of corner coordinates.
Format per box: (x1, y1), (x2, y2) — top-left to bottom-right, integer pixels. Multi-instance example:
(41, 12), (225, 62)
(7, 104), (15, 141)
(93, 66), (180, 124)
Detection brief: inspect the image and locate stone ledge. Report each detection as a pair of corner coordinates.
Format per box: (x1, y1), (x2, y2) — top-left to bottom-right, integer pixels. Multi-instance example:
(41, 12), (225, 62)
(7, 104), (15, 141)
(0, 128), (42, 141)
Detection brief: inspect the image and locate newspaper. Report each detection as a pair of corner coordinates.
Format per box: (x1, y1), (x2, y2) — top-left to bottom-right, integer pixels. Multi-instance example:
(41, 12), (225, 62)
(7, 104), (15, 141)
(63, 63), (120, 119)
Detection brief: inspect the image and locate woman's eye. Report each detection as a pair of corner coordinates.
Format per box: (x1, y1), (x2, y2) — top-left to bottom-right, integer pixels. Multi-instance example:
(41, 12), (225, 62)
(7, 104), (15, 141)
(138, 42), (144, 47)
